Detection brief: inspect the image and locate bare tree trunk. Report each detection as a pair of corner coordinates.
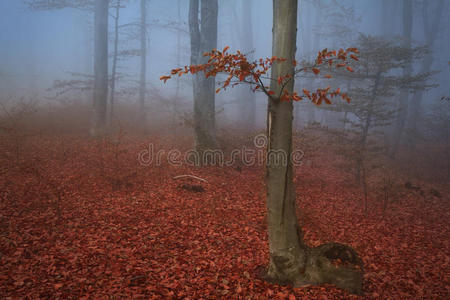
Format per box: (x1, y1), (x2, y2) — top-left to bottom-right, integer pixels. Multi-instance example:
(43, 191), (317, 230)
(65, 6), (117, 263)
(139, 0), (147, 126)
(172, 0), (182, 129)
(306, 1), (322, 125)
(189, 0), (218, 154)
(408, 0), (444, 146)
(239, 0), (256, 131)
(109, 0), (120, 125)
(356, 72), (380, 182)
(264, 2), (364, 294)
(390, 0), (412, 158)
(91, 0), (109, 137)
(265, 0), (304, 284)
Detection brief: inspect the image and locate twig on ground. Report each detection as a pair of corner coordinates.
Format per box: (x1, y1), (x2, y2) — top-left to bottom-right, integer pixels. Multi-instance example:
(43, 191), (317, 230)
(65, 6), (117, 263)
(173, 175), (208, 183)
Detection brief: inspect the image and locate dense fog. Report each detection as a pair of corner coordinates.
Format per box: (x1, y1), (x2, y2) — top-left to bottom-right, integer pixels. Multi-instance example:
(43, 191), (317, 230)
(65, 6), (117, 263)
(1, 0), (448, 133)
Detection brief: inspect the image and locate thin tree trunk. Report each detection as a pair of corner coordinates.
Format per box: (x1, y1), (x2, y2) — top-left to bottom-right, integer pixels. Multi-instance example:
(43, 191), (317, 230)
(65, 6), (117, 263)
(408, 0), (444, 145)
(306, 1), (322, 125)
(356, 72), (381, 182)
(239, 0), (256, 131)
(139, 0), (147, 126)
(390, 0), (412, 158)
(172, 0), (182, 129)
(91, 0), (109, 137)
(110, 0), (120, 125)
(189, 0), (218, 154)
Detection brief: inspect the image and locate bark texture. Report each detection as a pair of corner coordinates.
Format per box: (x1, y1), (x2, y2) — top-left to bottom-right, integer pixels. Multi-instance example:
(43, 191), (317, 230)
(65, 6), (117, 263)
(390, 0), (412, 158)
(264, 0), (363, 294)
(139, 0), (147, 125)
(110, 0), (120, 124)
(407, 0), (444, 145)
(91, 0), (108, 137)
(189, 0), (218, 153)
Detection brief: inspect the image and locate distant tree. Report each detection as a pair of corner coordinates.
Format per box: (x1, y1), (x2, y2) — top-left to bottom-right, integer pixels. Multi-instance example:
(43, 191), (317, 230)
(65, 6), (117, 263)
(91, 0), (109, 136)
(331, 35), (435, 210)
(189, 0), (219, 153)
(233, 0), (256, 131)
(389, 0), (413, 158)
(109, 0), (122, 123)
(25, 0), (109, 136)
(138, 0), (148, 125)
(407, 0), (445, 145)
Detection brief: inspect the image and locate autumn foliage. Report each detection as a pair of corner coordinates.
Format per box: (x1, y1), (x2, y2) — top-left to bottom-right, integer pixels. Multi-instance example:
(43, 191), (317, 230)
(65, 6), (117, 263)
(161, 46), (358, 105)
(0, 132), (448, 298)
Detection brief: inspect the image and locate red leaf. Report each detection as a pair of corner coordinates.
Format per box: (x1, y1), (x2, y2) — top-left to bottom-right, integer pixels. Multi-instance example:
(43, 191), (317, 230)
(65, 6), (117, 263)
(159, 75), (171, 83)
(54, 283), (63, 289)
(350, 54), (359, 61)
(312, 68), (320, 75)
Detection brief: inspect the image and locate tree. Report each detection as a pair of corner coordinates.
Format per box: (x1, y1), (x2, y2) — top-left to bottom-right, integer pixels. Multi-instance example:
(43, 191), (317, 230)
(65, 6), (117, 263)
(389, 0), (413, 158)
(162, 0), (364, 295)
(407, 0), (444, 146)
(331, 34), (435, 212)
(26, 0), (108, 136)
(91, 0), (109, 136)
(189, 0), (218, 153)
(233, 0), (256, 131)
(138, 0), (147, 125)
(109, 0), (122, 123)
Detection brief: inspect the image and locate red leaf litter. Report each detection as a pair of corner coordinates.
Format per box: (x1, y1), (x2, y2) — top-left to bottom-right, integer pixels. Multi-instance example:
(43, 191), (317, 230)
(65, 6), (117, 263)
(0, 135), (448, 299)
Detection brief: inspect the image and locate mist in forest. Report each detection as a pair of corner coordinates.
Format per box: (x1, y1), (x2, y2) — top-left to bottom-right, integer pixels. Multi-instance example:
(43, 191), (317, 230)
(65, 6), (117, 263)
(1, 1), (448, 131)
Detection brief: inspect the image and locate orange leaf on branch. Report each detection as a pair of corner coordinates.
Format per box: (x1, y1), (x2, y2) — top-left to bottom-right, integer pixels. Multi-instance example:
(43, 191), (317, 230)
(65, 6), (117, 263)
(160, 75), (171, 83)
(350, 54), (359, 61)
(160, 46), (358, 105)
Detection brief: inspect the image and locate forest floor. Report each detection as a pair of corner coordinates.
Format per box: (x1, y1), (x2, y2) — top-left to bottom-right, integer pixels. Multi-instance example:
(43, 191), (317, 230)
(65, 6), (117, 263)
(0, 134), (448, 299)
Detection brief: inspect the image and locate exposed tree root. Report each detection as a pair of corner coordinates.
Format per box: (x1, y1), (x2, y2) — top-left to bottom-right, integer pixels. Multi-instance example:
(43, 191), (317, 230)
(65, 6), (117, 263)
(265, 242), (364, 295)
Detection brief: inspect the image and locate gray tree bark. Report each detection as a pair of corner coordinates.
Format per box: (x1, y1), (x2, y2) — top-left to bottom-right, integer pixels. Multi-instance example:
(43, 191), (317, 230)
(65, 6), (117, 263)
(91, 0), (108, 137)
(389, 0), (413, 158)
(265, 0), (303, 284)
(407, 0), (444, 146)
(189, 0), (218, 153)
(264, 1), (363, 294)
(109, 0), (121, 125)
(238, 0), (256, 131)
(139, 0), (148, 125)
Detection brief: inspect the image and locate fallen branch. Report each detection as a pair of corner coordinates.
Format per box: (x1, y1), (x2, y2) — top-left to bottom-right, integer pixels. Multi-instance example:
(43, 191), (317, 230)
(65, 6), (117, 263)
(173, 174), (208, 183)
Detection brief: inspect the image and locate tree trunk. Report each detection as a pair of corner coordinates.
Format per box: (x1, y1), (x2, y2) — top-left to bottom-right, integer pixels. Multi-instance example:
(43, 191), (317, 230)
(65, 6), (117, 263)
(91, 0), (109, 137)
(139, 0), (147, 126)
(389, 0), (412, 158)
(172, 0), (182, 129)
(407, 0), (444, 146)
(189, 0), (218, 153)
(356, 72), (380, 183)
(109, 0), (120, 125)
(238, 0), (256, 131)
(264, 1), (363, 294)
